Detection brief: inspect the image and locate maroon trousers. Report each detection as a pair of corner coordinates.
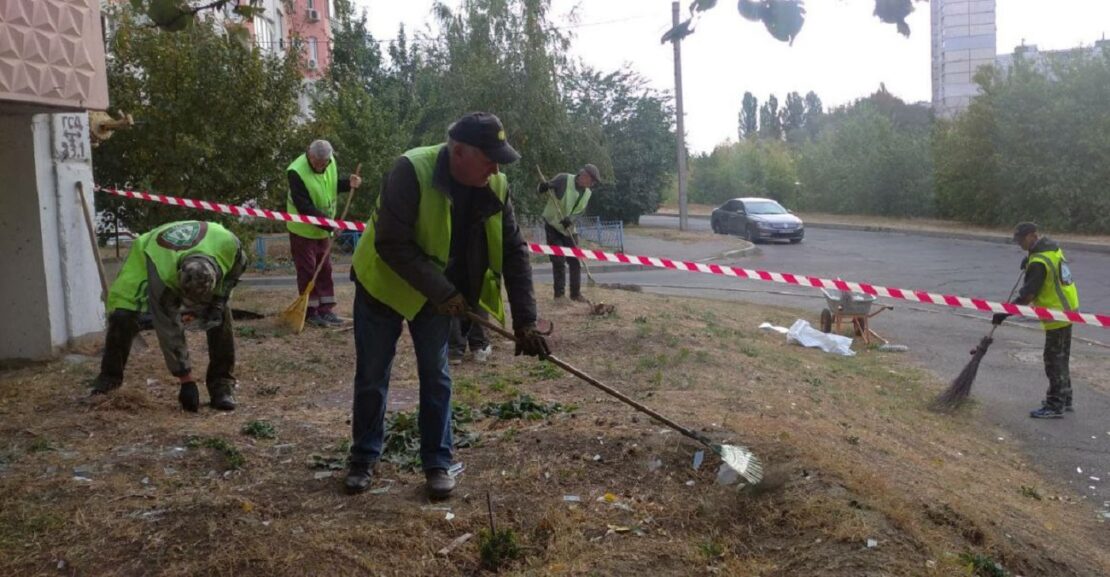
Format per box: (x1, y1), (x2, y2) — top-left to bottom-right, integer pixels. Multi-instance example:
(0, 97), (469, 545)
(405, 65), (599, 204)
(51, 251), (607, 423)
(289, 233), (335, 316)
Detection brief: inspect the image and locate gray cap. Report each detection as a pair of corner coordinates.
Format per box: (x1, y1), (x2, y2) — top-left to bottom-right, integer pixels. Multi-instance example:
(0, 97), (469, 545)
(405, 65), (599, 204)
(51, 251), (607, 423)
(179, 256), (219, 303)
(582, 163), (602, 185)
(1012, 222), (1038, 242)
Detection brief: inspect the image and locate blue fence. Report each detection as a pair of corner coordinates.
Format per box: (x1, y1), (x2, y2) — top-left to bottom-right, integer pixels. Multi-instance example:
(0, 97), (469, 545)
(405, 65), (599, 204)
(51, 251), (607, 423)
(531, 216), (624, 253)
(253, 231), (362, 271)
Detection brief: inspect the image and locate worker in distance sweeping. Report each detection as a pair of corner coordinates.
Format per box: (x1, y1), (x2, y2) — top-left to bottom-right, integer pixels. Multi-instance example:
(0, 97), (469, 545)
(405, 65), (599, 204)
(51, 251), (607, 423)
(993, 222), (1079, 419)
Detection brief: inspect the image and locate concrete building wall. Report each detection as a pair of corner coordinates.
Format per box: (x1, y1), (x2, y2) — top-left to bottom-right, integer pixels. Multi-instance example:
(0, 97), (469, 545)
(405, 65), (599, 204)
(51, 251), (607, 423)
(0, 112), (103, 360)
(931, 0), (997, 118)
(1, 0), (108, 360)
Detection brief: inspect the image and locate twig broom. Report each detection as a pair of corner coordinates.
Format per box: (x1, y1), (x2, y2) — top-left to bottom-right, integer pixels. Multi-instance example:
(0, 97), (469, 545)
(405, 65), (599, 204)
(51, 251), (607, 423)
(278, 164), (359, 333)
(930, 271), (1024, 412)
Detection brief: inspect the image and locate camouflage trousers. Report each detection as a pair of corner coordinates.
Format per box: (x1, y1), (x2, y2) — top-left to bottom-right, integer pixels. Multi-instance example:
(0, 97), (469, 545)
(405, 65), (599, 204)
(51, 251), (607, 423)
(1042, 325), (1072, 411)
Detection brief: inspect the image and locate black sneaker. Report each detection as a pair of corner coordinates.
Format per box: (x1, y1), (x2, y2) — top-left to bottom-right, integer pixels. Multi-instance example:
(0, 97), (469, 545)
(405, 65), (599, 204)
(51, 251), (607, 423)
(345, 462), (372, 495)
(1029, 406), (1064, 419)
(318, 312), (345, 327)
(306, 314), (329, 328)
(90, 375), (121, 395)
(425, 468), (456, 499)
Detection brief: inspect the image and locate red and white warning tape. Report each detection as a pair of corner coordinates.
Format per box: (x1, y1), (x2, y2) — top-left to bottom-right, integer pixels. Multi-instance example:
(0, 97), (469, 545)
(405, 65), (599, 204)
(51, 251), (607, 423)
(98, 185), (1110, 329)
(100, 186), (367, 232)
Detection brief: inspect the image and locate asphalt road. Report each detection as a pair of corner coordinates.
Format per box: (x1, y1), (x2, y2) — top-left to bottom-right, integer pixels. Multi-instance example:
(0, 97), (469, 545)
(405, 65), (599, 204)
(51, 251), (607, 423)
(611, 216), (1110, 508)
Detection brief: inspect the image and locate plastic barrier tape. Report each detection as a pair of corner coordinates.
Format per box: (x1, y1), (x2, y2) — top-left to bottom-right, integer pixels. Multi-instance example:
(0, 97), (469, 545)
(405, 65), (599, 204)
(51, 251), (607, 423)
(99, 186), (1110, 328)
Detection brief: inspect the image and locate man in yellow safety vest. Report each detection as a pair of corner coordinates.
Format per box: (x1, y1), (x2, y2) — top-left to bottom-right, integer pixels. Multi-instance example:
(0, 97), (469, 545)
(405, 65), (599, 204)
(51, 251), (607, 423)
(91, 220), (246, 412)
(537, 164), (601, 301)
(993, 222), (1080, 419)
(344, 112), (550, 498)
(286, 140), (362, 327)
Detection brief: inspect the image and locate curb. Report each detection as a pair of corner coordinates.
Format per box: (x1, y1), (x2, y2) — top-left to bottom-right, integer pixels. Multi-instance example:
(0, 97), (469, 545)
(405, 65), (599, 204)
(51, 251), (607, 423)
(652, 212), (1110, 255)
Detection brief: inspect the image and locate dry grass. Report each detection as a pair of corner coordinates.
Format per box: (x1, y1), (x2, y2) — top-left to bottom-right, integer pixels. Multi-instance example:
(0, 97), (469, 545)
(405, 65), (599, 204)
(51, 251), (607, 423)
(2, 286), (1109, 576)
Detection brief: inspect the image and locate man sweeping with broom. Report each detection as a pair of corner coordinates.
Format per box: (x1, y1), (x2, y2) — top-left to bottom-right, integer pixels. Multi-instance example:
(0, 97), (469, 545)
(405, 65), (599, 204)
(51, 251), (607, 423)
(995, 222), (1080, 418)
(286, 140), (362, 328)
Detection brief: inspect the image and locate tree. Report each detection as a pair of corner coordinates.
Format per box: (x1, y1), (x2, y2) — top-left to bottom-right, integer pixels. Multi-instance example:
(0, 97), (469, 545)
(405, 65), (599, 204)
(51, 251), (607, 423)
(781, 91), (807, 141)
(567, 68), (676, 223)
(796, 99), (933, 217)
(94, 6), (306, 234)
(739, 92), (759, 140)
(758, 94), (782, 140)
(935, 54), (1110, 232)
(803, 90), (824, 138)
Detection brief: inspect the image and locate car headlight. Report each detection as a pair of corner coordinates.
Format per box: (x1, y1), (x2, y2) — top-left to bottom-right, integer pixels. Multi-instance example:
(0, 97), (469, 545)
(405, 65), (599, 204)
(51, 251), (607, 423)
(756, 221), (774, 229)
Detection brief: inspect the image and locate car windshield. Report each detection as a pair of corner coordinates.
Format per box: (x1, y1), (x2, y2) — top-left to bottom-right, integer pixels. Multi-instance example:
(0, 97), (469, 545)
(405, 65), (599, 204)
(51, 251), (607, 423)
(743, 201), (787, 215)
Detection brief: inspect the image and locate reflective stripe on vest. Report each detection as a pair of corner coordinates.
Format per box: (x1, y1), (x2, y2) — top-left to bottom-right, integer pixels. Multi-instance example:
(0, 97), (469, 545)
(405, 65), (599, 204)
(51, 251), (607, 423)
(1028, 248), (1079, 331)
(286, 153), (338, 239)
(107, 221), (239, 312)
(542, 173), (591, 236)
(351, 144), (507, 323)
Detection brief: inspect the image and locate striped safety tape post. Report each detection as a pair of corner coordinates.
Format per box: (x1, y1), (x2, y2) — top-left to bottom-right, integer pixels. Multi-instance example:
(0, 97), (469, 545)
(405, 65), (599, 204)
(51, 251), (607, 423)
(97, 185), (1110, 329)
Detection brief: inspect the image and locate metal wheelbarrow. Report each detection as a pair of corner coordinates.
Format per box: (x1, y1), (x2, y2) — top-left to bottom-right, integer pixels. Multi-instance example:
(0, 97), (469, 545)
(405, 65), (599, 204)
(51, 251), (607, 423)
(818, 288), (893, 345)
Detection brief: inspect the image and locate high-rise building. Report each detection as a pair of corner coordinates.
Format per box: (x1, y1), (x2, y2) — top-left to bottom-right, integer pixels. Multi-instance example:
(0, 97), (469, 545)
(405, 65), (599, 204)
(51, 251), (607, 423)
(931, 0), (997, 118)
(242, 0), (336, 81)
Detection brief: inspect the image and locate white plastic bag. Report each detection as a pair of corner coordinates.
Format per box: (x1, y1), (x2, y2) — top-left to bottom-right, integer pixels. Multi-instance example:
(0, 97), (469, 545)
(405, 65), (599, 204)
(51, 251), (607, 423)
(786, 319), (856, 357)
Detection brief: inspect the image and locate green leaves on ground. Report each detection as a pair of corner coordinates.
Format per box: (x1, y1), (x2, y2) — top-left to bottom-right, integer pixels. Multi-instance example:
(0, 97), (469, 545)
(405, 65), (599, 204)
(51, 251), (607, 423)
(481, 394), (573, 421)
(241, 420), (276, 439)
(186, 435), (245, 469)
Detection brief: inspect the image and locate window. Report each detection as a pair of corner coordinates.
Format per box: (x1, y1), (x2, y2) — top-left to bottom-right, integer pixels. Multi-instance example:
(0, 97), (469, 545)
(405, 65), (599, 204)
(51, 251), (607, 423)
(329, 0), (339, 19)
(743, 200), (787, 215)
(308, 37), (319, 63)
(254, 16), (273, 50)
(307, 0), (315, 9)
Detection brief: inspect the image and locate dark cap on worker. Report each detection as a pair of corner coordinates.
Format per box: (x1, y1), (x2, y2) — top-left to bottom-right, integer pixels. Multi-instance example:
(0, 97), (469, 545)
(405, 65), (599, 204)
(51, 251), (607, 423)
(179, 255), (219, 303)
(1012, 222), (1038, 242)
(448, 112), (520, 165)
(582, 163), (602, 185)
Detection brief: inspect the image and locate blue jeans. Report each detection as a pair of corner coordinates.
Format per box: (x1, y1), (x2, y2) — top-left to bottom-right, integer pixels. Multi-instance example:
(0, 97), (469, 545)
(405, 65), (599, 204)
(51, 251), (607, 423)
(350, 288), (454, 471)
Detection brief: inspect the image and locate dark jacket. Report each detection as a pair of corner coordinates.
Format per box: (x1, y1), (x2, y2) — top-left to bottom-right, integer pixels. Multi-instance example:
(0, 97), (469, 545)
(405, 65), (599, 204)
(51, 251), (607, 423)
(1017, 236), (1058, 304)
(288, 170), (353, 230)
(355, 147), (537, 329)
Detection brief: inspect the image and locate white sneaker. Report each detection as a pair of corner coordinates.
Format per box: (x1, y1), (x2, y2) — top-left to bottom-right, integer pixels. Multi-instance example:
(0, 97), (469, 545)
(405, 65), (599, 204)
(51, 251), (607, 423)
(473, 344), (492, 363)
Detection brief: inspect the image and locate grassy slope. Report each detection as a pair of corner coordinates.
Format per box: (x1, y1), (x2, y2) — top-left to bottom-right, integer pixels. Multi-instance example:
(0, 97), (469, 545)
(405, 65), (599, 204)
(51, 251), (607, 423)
(1, 286), (1107, 576)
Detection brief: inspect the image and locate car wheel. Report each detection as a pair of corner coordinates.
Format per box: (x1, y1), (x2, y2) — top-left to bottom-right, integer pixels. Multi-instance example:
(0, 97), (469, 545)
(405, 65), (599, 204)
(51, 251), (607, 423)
(744, 225), (758, 243)
(711, 219), (721, 234)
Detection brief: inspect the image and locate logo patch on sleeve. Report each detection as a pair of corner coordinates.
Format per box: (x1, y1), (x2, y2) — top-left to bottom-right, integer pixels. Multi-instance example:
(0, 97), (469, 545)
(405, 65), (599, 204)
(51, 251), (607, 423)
(156, 221), (208, 250)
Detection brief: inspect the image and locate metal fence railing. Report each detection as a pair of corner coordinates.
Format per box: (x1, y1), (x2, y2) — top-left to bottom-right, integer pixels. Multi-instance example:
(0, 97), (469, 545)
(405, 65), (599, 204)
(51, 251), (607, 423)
(528, 217), (624, 253)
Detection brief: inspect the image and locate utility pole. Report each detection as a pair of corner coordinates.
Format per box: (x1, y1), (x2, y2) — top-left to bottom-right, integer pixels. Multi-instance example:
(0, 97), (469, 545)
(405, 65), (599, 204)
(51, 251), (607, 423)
(670, 1), (689, 231)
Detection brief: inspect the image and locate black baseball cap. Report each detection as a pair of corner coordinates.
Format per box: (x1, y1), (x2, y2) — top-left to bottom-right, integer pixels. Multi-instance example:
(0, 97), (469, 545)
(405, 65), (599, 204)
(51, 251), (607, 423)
(1012, 222), (1037, 242)
(447, 112), (520, 165)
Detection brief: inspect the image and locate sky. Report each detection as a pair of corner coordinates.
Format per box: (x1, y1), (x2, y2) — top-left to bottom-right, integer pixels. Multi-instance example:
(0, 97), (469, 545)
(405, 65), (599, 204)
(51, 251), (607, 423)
(353, 0), (1110, 153)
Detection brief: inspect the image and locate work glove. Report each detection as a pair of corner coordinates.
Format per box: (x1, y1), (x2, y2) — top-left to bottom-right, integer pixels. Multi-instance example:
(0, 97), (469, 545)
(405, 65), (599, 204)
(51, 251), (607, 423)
(200, 301), (226, 330)
(560, 217), (574, 230)
(536, 182), (550, 194)
(1020, 256), (1028, 270)
(514, 323), (551, 359)
(436, 292), (467, 317)
(178, 381), (199, 413)
(991, 312), (1011, 326)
